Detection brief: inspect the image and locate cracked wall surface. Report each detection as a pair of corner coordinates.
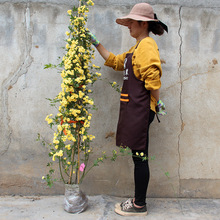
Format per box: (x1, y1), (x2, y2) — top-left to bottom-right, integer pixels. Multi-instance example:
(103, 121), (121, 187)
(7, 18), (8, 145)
(0, 1), (220, 198)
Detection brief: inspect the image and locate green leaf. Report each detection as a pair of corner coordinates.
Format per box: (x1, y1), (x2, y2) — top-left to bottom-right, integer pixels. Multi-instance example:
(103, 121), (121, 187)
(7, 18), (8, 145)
(93, 160), (99, 166)
(150, 156), (156, 160)
(165, 172), (170, 177)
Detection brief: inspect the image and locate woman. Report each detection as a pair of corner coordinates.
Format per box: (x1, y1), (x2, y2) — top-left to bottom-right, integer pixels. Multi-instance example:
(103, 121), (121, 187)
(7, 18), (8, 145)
(90, 2), (167, 216)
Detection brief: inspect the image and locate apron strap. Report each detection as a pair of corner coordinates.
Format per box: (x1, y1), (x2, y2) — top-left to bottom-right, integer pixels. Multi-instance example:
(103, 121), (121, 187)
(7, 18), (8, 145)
(156, 113), (161, 123)
(135, 41), (141, 49)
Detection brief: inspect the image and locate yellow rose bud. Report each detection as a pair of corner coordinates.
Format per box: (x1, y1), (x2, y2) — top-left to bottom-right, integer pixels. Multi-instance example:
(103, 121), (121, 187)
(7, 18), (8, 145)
(67, 10), (72, 15)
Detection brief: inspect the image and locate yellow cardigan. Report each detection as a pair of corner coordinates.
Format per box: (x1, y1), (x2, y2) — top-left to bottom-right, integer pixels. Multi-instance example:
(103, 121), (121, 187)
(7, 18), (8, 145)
(104, 37), (162, 112)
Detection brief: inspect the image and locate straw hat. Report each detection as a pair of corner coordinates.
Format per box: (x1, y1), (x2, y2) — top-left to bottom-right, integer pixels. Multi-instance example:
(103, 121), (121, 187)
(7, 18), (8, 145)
(116, 3), (158, 26)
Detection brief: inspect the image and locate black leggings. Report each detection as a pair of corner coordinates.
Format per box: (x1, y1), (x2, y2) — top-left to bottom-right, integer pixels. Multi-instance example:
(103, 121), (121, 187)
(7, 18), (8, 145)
(132, 110), (155, 206)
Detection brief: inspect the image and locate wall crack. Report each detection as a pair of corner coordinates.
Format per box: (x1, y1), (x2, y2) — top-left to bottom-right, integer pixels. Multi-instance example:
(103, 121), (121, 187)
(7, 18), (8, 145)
(177, 5), (183, 197)
(0, 3), (33, 155)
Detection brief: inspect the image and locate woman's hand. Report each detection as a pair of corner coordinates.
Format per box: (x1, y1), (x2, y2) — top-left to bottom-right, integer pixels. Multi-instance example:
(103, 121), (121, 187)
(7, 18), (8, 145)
(88, 31), (110, 61)
(88, 32), (100, 47)
(156, 99), (167, 116)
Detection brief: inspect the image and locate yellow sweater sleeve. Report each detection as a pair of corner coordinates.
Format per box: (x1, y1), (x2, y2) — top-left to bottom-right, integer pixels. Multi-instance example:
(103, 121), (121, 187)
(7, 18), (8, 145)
(104, 52), (126, 71)
(133, 37), (162, 91)
(104, 45), (136, 71)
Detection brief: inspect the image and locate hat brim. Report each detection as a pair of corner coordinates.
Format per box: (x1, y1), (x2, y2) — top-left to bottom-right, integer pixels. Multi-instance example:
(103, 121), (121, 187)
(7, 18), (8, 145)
(116, 14), (158, 26)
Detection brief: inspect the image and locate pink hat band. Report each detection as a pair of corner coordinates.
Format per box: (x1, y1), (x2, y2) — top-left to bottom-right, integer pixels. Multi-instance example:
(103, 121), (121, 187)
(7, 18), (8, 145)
(116, 3), (158, 26)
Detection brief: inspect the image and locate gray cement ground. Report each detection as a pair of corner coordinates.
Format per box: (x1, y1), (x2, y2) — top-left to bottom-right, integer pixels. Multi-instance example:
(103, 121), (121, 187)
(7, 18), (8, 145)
(0, 196), (220, 220)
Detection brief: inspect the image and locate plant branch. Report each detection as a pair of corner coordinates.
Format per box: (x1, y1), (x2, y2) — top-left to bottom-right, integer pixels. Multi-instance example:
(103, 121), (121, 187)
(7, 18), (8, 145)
(59, 158), (65, 183)
(68, 143), (76, 184)
(77, 129), (81, 184)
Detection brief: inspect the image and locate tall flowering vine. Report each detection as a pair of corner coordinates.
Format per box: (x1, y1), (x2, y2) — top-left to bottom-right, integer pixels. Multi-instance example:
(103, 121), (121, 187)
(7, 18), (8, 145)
(42, 0), (105, 186)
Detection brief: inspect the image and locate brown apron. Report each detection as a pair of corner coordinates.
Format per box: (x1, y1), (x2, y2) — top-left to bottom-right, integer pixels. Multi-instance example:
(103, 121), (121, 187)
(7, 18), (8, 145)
(116, 45), (151, 151)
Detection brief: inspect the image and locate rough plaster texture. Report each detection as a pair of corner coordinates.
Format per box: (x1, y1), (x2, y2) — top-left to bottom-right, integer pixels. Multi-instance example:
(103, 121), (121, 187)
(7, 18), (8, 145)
(0, 0), (219, 198)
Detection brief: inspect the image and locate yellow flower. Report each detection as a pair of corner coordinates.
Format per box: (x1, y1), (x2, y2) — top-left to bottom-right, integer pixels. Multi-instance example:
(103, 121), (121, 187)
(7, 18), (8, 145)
(57, 150), (63, 157)
(79, 91), (84, 98)
(96, 72), (102, 77)
(112, 82), (117, 86)
(82, 135), (87, 142)
(65, 31), (70, 36)
(89, 135), (95, 141)
(86, 79), (92, 84)
(71, 136), (76, 142)
(78, 46), (85, 53)
(42, 176), (45, 180)
(62, 135), (67, 142)
(92, 64), (100, 69)
(136, 152), (139, 156)
(84, 120), (90, 128)
(80, 127), (85, 134)
(45, 114), (53, 124)
(53, 139), (59, 145)
(67, 10), (72, 15)
(52, 155), (56, 161)
(57, 125), (62, 132)
(88, 99), (94, 105)
(87, 0), (94, 6)
(65, 144), (71, 150)
(75, 77), (82, 83)
(140, 152), (144, 157)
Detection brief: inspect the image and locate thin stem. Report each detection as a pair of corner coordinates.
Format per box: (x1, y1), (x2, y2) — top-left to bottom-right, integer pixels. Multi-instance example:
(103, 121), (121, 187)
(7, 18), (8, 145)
(79, 164), (95, 184)
(59, 158), (65, 183)
(75, 166), (78, 183)
(77, 130), (81, 184)
(68, 143), (76, 184)
(80, 152), (89, 183)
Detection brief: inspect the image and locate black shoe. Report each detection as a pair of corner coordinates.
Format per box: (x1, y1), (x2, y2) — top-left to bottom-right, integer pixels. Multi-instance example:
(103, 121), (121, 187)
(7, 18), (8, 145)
(114, 198), (147, 216)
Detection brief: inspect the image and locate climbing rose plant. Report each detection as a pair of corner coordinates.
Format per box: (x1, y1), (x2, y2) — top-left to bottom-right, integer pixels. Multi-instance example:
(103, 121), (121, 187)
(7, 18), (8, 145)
(41, 0), (108, 186)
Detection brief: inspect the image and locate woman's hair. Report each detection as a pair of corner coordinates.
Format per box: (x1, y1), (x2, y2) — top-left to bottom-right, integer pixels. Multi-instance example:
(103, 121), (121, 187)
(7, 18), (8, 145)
(148, 21), (164, 36)
(138, 20), (164, 36)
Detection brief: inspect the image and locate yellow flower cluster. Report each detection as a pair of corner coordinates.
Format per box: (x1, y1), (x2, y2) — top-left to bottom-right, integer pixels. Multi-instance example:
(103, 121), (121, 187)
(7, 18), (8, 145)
(112, 82), (117, 86)
(52, 150), (64, 161)
(87, 0), (94, 6)
(45, 114), (53, 124)
(43, 0), (102, 185)
(136, 152), (145, 157)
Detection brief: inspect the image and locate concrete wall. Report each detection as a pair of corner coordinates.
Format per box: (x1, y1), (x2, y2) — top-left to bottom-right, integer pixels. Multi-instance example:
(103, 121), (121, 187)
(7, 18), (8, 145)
(0, 0), (219, 198)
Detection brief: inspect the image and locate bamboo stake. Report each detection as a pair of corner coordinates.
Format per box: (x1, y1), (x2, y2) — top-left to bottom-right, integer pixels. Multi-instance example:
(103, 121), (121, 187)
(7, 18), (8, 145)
(77, 131), (81, 184)
(68, 141), (76, 184)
